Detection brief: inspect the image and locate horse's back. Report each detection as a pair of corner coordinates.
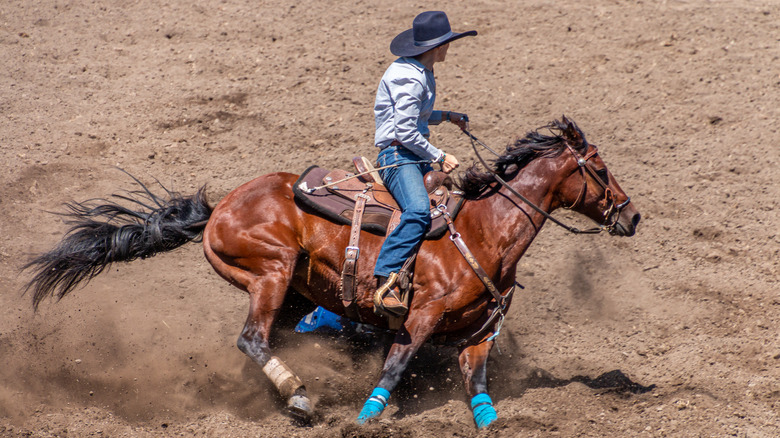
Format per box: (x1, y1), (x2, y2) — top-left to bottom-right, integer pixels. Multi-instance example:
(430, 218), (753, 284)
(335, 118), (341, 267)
(215, 172), (299, 211)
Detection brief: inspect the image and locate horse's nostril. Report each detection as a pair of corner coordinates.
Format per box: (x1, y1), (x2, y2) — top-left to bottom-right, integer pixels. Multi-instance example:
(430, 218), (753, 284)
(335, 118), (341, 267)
(632, 213), (641, 228)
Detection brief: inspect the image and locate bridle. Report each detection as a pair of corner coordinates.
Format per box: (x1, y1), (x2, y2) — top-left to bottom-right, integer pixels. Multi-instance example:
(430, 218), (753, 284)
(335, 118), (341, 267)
(463, 128), (631, 235)
(561, 142), (631, 231)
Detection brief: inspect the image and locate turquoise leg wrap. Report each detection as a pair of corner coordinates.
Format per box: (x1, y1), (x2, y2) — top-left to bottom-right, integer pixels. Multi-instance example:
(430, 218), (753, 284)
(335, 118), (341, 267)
(356, 387), (390, 424)
(471, 393), (497, 428)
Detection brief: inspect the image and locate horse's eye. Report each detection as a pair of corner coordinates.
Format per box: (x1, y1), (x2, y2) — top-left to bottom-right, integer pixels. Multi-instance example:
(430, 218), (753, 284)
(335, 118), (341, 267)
(596, 169), (609, 184)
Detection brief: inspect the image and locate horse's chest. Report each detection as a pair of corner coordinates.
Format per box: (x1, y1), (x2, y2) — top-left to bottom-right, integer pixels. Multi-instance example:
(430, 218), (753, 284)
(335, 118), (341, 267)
(439, 294), (491, 331)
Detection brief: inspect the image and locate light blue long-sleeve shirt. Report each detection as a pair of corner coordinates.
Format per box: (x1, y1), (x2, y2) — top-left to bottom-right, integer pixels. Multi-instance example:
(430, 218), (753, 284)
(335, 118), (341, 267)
(374, 57), (445, 162)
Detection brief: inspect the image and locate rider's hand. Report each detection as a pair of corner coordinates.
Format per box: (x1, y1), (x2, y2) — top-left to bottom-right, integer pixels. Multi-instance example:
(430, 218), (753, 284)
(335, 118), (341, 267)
(441, 153), (460, 174)
(447, 112), (469, 131)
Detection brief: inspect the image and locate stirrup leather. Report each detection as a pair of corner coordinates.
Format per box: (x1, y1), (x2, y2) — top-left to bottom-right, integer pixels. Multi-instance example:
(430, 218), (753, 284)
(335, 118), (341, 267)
(373, 272), (408, 316)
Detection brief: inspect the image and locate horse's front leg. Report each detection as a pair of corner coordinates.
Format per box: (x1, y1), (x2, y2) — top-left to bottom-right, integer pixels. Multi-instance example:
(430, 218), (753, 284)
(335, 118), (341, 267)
(356, 309), (442, 424)
(459, 339), (497, 428)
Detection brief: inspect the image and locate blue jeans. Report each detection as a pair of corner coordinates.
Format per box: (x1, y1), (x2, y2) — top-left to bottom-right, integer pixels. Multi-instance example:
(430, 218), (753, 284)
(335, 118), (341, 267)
(373, 146), (434, 278)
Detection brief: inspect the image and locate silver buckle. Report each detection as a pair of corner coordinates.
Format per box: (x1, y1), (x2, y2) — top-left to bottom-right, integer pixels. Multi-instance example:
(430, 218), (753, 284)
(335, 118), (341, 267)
(345, 246), (360, 259)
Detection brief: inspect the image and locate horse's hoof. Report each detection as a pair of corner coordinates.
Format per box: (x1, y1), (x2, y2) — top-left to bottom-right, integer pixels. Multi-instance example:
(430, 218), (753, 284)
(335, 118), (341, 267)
(287, 394), (313, 423)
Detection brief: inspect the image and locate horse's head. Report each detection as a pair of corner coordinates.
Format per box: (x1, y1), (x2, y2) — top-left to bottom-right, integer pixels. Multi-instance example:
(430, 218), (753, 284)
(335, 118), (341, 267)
(553, 116), (640, 236)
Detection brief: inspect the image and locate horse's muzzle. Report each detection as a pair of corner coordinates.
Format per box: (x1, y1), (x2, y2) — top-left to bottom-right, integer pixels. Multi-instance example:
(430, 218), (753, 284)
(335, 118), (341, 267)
(610, 210), (640, 236)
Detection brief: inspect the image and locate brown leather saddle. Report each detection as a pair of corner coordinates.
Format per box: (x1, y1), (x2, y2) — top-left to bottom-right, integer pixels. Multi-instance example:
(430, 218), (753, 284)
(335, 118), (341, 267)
(293, 157), (466, 322)
(293, 158), (465, 240)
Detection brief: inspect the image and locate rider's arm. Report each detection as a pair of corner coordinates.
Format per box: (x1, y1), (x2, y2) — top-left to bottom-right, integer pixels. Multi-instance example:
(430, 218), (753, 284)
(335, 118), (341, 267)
(390, 77), (443, 161)
(429, 111), (469, 130)
(429, 110), (444, 125)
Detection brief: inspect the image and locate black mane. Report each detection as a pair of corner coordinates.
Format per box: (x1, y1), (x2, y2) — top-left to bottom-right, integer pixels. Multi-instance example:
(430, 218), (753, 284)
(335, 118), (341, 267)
(457, 118), (589, 198)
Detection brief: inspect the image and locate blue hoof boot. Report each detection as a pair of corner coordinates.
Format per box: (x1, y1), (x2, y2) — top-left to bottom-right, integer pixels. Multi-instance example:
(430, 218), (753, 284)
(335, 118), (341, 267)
(295, 306), (350, 333)
(471, 393), (497, 429)
(356, 388), (390, 424)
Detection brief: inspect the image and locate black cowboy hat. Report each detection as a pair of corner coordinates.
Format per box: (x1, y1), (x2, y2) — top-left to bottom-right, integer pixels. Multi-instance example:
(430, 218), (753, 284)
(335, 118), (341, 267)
(390, 11), (477, 57)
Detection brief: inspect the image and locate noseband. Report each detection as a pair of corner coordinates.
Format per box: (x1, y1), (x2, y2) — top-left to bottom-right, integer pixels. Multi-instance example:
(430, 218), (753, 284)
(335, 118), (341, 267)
(464, 129), (630, 235)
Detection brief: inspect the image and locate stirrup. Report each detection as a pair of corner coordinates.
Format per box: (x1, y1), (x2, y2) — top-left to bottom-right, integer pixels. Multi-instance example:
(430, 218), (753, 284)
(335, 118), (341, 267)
(373, 272), (408, 317)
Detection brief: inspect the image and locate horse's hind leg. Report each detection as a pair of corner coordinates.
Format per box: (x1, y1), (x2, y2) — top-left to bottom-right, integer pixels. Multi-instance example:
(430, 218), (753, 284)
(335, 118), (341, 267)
(201, 174), (314, 420)
(459, 340), (497, 428)
(236, 270), (314, 421)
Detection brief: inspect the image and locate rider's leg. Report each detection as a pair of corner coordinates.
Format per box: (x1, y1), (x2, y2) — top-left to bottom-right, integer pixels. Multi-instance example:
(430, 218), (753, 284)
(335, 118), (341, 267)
(373, 147), (432, 313)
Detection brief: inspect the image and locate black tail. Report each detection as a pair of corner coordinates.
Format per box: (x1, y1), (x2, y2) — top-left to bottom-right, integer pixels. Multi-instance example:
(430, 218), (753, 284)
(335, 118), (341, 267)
(23, 174), (213, 310)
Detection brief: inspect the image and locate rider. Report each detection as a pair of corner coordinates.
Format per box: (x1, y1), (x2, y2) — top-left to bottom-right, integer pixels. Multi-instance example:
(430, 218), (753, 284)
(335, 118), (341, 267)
(373, 11), (476, 315)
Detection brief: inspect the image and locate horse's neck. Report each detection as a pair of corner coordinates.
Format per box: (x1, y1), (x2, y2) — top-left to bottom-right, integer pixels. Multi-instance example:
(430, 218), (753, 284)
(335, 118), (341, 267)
(472, 159), (559, 275)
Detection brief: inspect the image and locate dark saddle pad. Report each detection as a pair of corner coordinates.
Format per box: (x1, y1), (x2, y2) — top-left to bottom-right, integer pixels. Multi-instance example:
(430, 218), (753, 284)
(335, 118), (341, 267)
(293, 165), (465, 239)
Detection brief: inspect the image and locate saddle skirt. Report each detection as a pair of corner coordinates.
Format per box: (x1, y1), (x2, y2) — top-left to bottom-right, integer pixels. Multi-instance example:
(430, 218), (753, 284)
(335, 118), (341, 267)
(293, 164), (465, 239)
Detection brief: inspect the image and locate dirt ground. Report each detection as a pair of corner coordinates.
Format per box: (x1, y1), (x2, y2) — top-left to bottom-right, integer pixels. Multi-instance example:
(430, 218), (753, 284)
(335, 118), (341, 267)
(1, 0), (778, 436)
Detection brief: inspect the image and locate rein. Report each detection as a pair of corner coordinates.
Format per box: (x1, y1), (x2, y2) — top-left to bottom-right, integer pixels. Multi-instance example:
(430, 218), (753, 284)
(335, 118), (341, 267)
(462, 128), (623, 234)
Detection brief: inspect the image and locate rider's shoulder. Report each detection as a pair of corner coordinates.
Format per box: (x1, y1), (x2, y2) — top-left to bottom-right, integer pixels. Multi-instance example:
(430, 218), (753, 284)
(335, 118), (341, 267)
(383, 57), (427, 83)
(394, 57), (426, 73)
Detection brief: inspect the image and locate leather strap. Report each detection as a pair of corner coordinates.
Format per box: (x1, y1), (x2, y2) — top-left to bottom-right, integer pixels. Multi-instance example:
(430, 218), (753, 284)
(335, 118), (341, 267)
(437, 205), (518, 346)
(386, 209), (402, 235)
(440, 208), (505, 308)
(341, 193), (369, 320)
(352, 156), (382, 184)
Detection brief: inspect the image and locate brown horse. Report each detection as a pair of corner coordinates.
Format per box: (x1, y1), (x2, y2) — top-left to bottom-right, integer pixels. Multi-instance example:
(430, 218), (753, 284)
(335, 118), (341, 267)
(24, 117), (639, 428)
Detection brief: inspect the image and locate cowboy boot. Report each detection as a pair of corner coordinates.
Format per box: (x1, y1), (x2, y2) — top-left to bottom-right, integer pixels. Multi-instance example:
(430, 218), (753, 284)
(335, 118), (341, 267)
(373, 272), (408, 316)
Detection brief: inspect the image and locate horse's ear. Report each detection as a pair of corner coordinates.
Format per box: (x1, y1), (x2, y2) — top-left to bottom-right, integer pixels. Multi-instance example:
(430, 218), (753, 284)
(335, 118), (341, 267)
(561, 115), (584, 146)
